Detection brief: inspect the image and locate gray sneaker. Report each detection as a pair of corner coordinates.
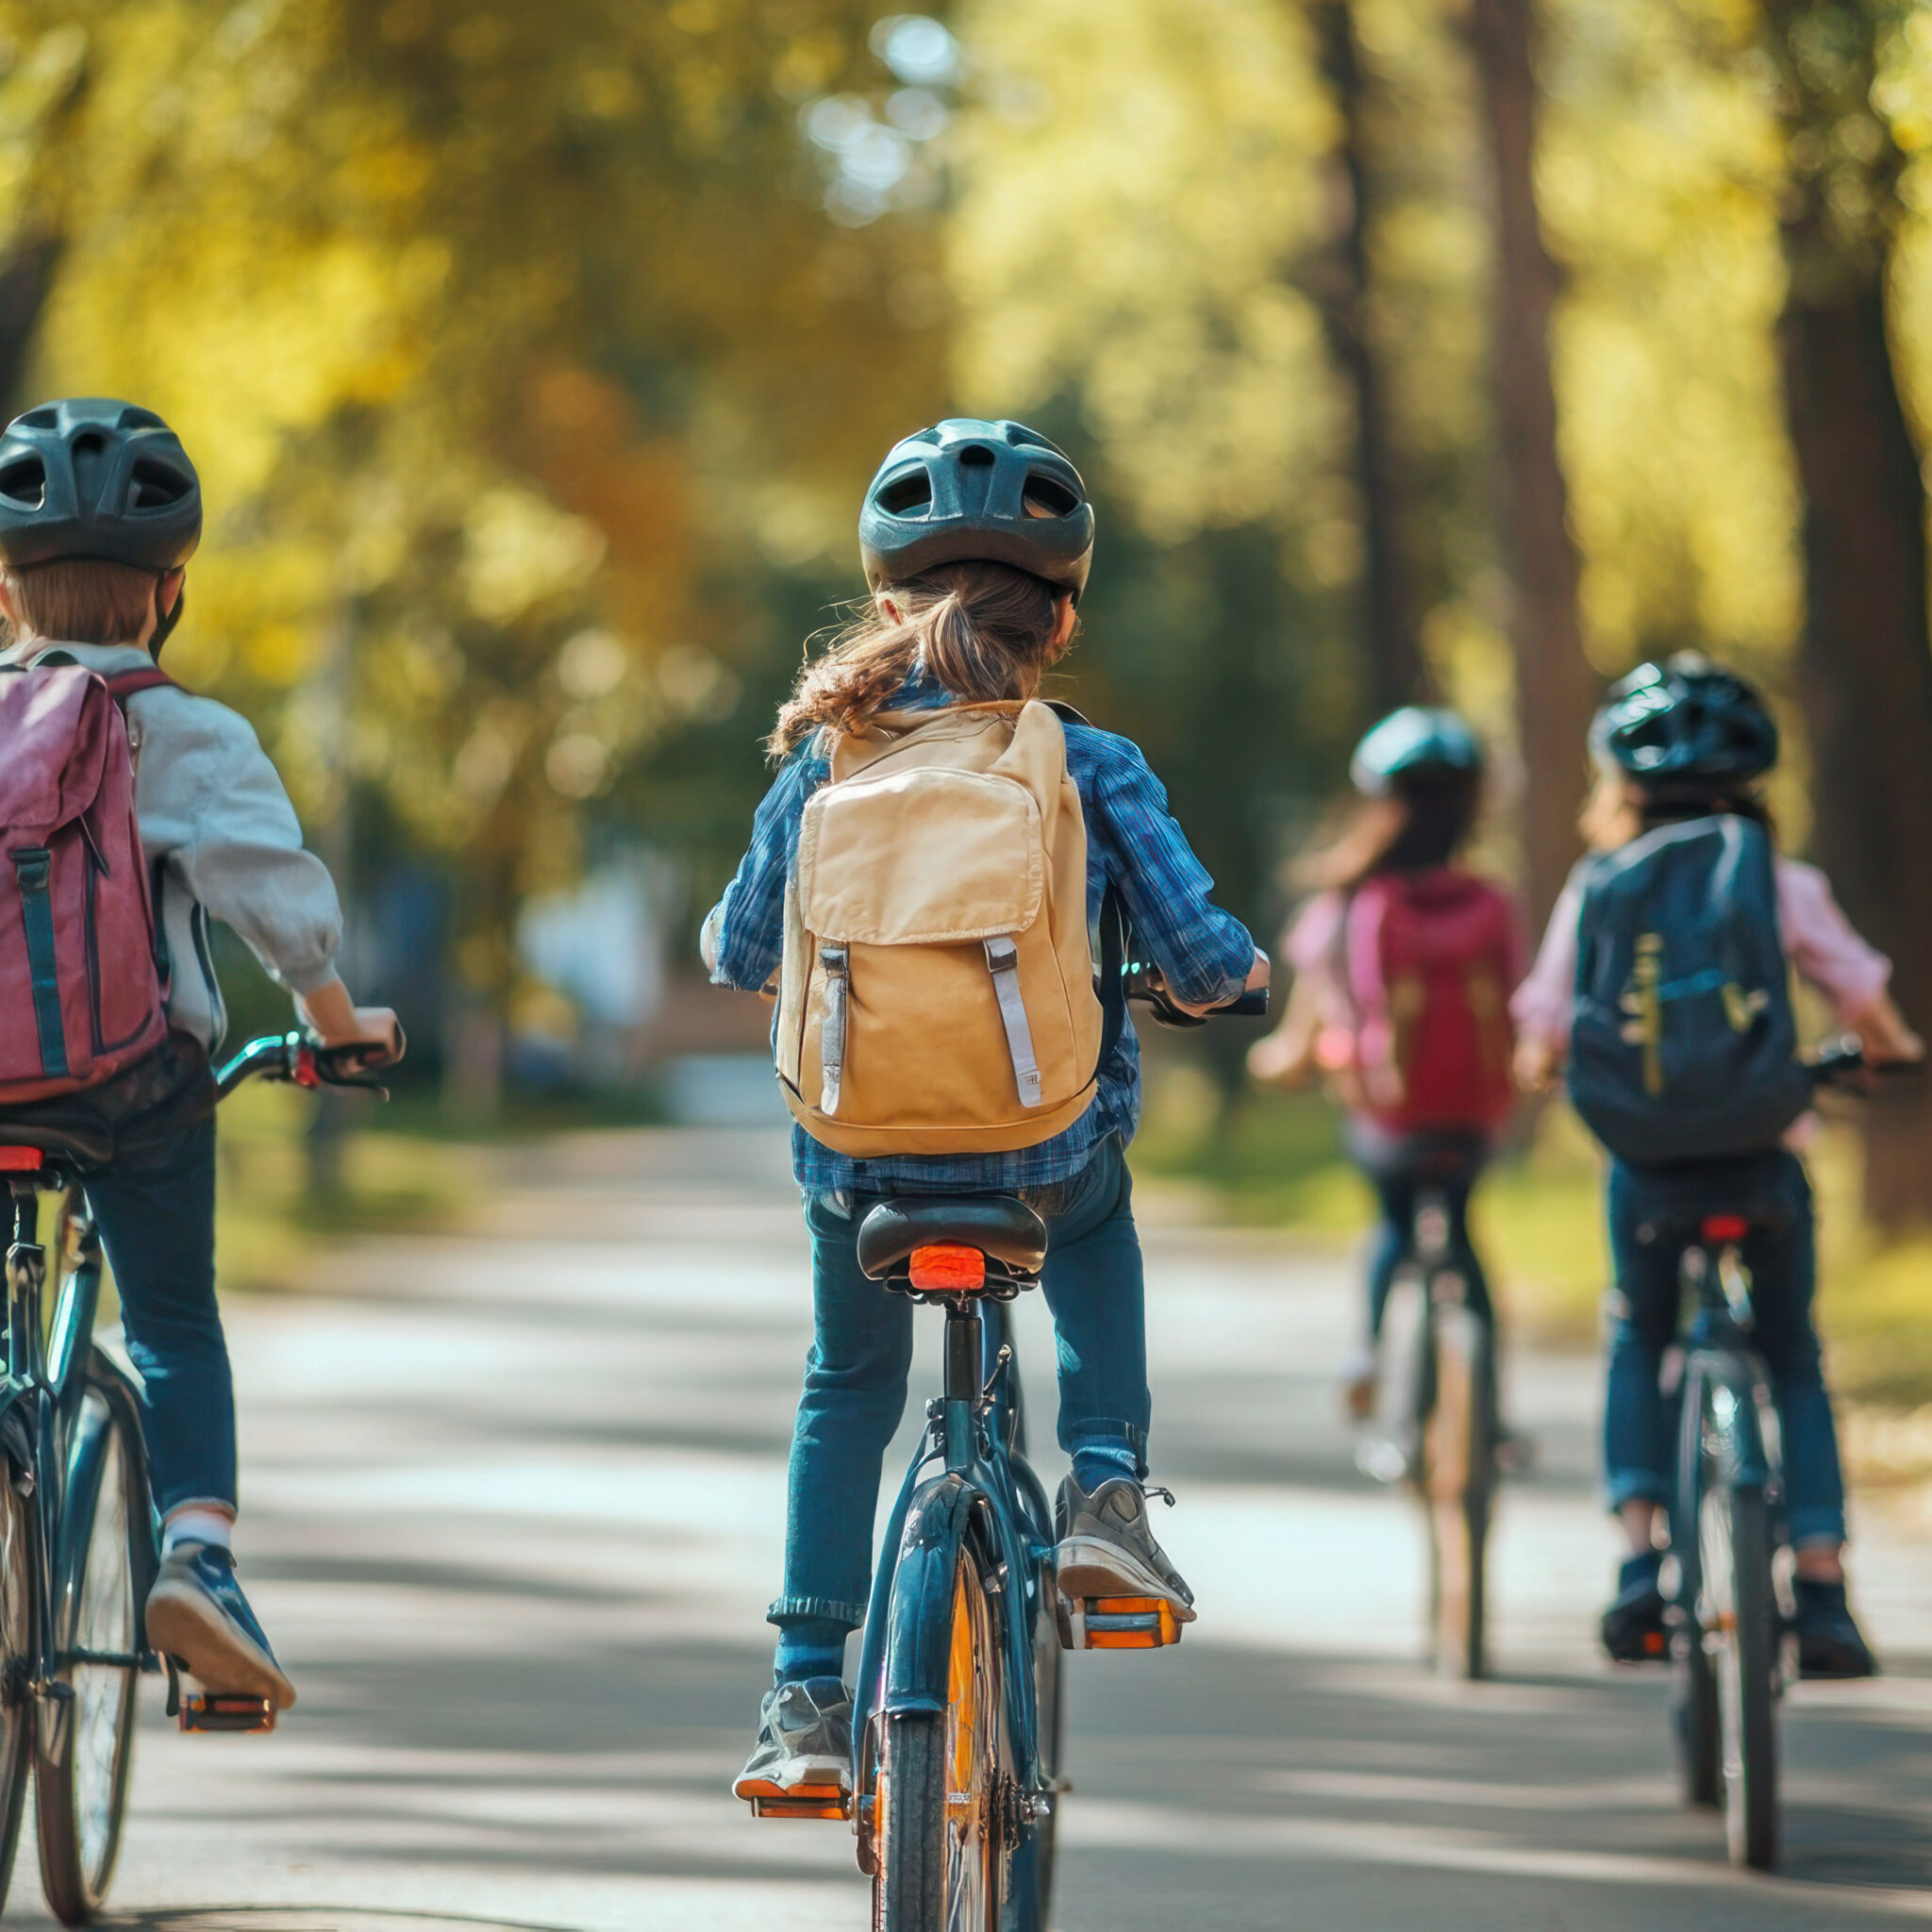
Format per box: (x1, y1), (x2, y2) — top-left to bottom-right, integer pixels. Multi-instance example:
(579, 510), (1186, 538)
(1055, 1475), (1197, 1621)
(731, 1677), (854, 1801)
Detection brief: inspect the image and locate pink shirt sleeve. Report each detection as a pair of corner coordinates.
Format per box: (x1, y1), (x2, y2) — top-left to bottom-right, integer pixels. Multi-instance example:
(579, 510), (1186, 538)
(1282, 891), (1344, 977)
(1510, 877), (1583, 1050)
(1775, 858), (1891, 1022)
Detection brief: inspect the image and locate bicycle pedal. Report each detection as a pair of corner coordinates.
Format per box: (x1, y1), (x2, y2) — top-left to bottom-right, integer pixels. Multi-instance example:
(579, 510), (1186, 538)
(1059, 1594), (1184, 1651)
(178, 1691), (275, 1734)
(743, 1785), (851, 1821)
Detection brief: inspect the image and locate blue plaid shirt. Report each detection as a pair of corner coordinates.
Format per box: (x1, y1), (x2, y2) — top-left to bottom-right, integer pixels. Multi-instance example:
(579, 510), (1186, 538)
(708, 681), (1256, 1193)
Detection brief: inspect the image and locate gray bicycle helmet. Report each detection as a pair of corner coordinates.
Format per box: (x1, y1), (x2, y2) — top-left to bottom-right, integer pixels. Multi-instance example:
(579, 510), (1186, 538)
(859, 418), (1094, 601)
(1591, 653), (1777, 789)
(0, 398), (202, 573)
(1350, 707), (1485, 796)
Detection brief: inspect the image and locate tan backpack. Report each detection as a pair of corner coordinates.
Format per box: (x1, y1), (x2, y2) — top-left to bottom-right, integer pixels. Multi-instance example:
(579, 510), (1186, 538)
(774, 700), (1104, 1157)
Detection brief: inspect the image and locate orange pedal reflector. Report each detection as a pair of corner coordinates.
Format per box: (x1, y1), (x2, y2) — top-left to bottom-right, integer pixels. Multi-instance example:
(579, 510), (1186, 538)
(179, 1692), (275, 1734)
(745, 1784), (852, 1821)
(1061, 1593), (1183, 1650)
(908, 1243), (987, 1292)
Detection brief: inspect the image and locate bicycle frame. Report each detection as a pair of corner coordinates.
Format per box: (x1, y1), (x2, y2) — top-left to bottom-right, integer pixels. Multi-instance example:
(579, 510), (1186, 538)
(2, 1175), (161, 1762)
(851, 1294), (1060, 1831)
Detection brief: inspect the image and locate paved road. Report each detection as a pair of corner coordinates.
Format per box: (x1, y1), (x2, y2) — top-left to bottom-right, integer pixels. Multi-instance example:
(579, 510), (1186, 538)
(19, 1127), (1932, 1930)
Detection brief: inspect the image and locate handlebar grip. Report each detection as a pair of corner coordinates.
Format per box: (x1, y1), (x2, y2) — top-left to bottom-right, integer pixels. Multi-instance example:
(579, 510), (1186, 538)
(1221, 987), (1271, 1019)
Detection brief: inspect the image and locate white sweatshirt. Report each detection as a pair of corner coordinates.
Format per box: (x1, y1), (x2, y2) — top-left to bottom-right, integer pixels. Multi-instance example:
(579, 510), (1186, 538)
(3, 640), (343, 1049)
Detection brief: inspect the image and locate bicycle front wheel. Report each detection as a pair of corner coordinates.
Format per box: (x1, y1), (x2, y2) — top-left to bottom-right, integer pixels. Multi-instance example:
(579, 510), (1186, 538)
(873, 1547), (1001, 1932)
(37, 1397), (141, 1924)
(1701, 1480), (1779, 1869)
(1424, 1303), (1494, 1680)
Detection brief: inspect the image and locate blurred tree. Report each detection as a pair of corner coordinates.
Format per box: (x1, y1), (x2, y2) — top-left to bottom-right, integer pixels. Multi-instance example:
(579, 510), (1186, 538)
(1764, 0), (1932, 1227)
(1469, 0), (1598, 927)
(1306, 0), (1428, 713)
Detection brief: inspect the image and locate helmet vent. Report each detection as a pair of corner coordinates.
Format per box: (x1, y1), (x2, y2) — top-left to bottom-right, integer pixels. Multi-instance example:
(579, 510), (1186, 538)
(128, 460), (190, 509)
(0, 458), (43, 508)
(957, 443), (995, 467)
(1022, 474), (1078, 517)
(875, 468), (933, 517)
(16, 407), (56, 431)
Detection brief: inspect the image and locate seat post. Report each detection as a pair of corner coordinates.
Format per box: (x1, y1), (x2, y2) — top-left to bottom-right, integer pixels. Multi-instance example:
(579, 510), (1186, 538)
(941, 1300), (983, 1470)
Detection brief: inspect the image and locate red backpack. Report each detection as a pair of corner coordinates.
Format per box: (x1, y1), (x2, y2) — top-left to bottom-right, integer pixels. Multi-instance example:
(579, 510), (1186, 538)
(0, 662), (171, 1106)
(1341, 869), (1518, 1134)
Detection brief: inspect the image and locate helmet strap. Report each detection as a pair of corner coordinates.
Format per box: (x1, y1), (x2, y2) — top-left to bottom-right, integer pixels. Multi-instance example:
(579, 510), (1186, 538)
(147, 575), (184, 661)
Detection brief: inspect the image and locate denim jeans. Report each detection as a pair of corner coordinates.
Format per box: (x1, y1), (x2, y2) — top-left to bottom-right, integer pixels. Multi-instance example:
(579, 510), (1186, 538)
(1346, 1119), (1492, 1338)
(83, 1114), (236, 1519)
(770, 1134), (1147, 1629)
(1604, 1148), (1845, 1547)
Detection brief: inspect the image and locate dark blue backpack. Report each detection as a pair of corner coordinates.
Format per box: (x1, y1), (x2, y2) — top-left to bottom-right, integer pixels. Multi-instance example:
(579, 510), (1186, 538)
(1568, 815), (1811, 1167)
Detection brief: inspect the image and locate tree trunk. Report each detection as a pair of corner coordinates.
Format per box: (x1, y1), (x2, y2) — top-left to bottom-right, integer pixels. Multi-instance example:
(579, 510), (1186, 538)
(1779, 278), (1932, 1228)
(1306, 0), (1425, 718)
(1467, 0), (1597, 931)
(0, 232), (60, 420)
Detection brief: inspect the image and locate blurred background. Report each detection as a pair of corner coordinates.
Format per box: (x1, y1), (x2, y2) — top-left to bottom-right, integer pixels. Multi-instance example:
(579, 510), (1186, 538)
(9, 0), (1932, 1424)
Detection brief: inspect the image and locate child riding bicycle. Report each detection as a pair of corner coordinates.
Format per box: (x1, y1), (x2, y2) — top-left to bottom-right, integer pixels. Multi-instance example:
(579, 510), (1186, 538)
(1513, 654), (1920, 1678)
(0, 398), (400, 1713)
(1249, 708), (1521, 1418)
(705, 419), (1265, 1805)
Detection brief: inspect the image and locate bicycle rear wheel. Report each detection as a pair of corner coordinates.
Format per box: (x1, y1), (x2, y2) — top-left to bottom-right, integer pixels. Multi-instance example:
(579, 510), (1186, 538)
(1424, 1302), (1494, 1680)
(1000, 1547), (1062, 1932)
(37, 1397), (141, 1924)
(0, 1464), (39, 1912)
(873, 1547), (1002, 1931)
(1701, 1480), (1778, 1869)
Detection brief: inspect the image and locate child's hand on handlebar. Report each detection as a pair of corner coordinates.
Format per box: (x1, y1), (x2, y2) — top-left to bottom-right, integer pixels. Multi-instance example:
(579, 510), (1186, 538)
(1854, 992), (1924, 1067)
(1160, 949), (1270, 1019)
(296, 979), (404, 1062)
(1513, 1035), (1563, 1094)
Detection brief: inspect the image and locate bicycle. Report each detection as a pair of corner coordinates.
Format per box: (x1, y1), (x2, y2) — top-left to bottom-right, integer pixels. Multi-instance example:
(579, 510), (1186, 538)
(1352, 1140), (1499, 1680)
(0, 1030), (394, 1924)
(749, 961), (1265, 1932)
(1660, 1042), (1896, 1871)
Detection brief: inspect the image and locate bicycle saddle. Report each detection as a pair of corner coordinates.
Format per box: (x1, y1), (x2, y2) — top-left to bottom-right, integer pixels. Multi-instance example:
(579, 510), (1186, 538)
(857, 1194), (1048, 1279)
(0, 1123), (110, 1174)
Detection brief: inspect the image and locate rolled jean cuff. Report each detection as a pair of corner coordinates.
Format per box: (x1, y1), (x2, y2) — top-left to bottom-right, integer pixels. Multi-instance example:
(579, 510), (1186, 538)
(767, 1595), (867, 1630)
(1788, 1507), (1847, 1548)
(1605, 1472), (1671, 1515)
(1067, 1420), (1147, 1481)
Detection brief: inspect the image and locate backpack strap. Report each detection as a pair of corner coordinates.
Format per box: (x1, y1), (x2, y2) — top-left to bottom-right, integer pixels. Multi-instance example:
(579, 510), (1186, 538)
(102, 666), (177, 706)
(9, 847), (69, 1079)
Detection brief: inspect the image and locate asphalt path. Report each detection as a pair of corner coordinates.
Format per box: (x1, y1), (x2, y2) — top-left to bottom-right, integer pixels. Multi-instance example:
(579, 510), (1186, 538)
(18, 1125), (1932, 1930)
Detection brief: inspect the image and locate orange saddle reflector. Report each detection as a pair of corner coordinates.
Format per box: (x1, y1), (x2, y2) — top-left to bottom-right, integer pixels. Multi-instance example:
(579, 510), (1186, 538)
(0, 1148), (43, 1173)
(1702, 1216), (1749, 1243)
(908, 1243), (987, 1292)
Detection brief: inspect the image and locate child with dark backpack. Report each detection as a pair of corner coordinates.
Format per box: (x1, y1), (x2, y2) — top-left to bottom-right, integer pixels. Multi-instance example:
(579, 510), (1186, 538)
(1513, 654), (1920, 1677)
(705, 419), (1266, 1807)
(0, 398), (401, 1713)
(1249, 708), (1521, 1416)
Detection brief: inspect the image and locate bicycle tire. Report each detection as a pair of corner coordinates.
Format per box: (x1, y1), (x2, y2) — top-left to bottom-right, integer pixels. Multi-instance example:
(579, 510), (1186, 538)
(37, 1396), (141, 1924)
(1701, 1479), (1778, 1869)
(1424, 1302), (1494, 1680)
(873, 1549), (1001, 1932)
(0, 1466), (39, 1913)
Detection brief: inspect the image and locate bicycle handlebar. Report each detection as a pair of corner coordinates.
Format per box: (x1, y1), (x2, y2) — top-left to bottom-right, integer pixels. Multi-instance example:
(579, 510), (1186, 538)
(1122, 960), (1270, 1030)
(214, 1028), (407, 1102)
(1808, 1039), (1924, 1092)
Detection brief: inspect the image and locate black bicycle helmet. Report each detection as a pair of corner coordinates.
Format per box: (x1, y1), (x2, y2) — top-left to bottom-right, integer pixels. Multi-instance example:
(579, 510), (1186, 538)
(1350, 707), (1484, 796)
(0, 398), (202, 573)
(1591, 653), (1777, 790)
(859, 418), (1094, 601)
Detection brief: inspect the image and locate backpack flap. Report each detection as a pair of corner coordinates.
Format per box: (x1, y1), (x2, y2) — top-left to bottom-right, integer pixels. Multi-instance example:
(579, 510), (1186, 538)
(1568, 817), (1812, 1166)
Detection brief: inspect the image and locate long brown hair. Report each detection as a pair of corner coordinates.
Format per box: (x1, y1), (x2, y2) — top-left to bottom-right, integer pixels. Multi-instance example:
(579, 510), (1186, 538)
(1295, 770), (1482, 893)
(768, 560), (1067, 758)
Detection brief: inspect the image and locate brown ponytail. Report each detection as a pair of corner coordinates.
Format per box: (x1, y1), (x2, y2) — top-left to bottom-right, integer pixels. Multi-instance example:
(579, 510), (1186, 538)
(768, 560), (1067, 759)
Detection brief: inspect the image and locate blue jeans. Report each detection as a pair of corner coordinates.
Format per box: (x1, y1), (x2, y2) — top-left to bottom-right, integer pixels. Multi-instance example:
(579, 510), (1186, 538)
(770, 1135), (1148, 1629)
(1604, 1149), (1845, 1547)
(83, 1115), (236, 1519)
(1348, 1120), (1492, 1338)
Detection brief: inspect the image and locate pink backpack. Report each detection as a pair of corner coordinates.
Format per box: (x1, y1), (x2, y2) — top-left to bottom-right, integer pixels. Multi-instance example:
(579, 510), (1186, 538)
(0, 662), (170, 1105)
(1342, 870), (1518, 1134)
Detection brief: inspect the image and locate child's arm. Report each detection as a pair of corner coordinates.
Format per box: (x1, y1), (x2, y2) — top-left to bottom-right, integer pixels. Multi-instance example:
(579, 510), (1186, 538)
(1088, 736), (1260, 1010)
(1778, 861), (1924, 1062)
(704, 745), (824, 993)
(1510, 878), (1584, 1091)
(159, 695), (396, 1051)
(1247, 968), (1323, 1087)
